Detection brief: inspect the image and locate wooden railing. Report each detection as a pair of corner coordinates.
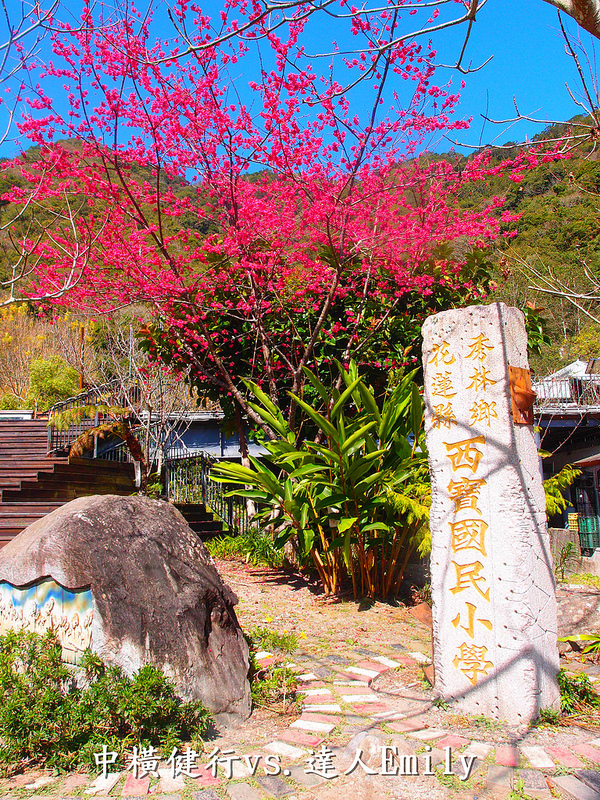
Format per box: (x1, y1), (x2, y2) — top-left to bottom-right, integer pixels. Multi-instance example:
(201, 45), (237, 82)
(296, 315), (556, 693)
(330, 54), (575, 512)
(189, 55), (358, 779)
(47, 381), (142, 455)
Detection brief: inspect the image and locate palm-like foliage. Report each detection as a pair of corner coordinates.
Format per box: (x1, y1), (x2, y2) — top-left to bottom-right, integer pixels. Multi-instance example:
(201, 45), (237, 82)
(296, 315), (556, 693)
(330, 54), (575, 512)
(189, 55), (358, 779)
(212, 362), (429, 598)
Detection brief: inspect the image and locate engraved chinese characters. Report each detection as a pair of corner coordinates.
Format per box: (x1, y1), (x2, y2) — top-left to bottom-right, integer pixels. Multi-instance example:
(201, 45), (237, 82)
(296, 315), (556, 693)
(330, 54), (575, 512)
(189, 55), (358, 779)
(422, 304), (559, 725)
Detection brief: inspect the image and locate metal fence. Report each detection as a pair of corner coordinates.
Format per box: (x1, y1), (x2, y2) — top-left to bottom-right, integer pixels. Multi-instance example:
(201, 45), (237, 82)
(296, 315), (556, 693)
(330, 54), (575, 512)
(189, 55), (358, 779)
(165, 451), (250, 536)
(533, 375), (600, 409)
(96, 439), (133, 463)
(578, 516), (600, 552)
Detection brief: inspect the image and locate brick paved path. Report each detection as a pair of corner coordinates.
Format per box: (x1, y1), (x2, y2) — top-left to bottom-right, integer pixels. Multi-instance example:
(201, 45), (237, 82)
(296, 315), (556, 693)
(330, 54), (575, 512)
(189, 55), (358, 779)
(4, 643), (600, 800)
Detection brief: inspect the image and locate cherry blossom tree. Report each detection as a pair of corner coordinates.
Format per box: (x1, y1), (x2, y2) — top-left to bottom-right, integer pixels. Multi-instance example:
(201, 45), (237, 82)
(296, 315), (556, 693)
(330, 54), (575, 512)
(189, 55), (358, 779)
(0, 1), (548, 445)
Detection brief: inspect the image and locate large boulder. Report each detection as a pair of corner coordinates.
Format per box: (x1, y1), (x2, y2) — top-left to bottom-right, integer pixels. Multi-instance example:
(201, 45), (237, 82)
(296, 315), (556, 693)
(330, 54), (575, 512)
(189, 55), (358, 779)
(0, 495), (250, 725)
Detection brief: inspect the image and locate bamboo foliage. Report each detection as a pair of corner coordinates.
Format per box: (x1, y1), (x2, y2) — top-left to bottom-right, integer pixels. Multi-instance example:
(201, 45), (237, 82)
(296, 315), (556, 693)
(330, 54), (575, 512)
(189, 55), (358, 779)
(211, 362), (430, 598)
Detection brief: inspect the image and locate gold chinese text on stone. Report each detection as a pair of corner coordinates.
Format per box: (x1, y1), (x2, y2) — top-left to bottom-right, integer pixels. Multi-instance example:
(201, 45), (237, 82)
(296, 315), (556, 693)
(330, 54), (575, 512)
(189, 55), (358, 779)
(450, 519), (488, 557)
(450, 560), (490, 600)
(444, 436), (485, 473)
(453, 642), (494, 685)
(432, 403), (456, 429)
(466, 334), (494, 363)
(429, 341), (456, 366)
(448, 476), (486, 514)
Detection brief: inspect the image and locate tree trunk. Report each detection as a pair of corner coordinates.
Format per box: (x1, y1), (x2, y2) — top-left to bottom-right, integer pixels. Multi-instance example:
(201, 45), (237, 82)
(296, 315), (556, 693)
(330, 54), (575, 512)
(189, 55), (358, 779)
(543, 0), (600, 38)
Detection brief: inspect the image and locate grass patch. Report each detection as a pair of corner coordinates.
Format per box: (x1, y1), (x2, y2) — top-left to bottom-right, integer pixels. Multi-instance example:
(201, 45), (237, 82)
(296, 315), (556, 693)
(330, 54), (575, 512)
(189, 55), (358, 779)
(250, 665), (302, 714)
(246, 626), (298, 654)
(536, 669), (600, 729)
(206, 528), (284, 568)
(564, 572), (600, 590)
(244, 627), (302, 715)
(445, 711), (503, 733)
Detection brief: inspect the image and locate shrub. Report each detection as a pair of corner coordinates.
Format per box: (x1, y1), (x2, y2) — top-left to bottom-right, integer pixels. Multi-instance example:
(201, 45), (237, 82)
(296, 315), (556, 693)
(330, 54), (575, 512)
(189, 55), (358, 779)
(0, 630), (212, 773)
(250, 665), (301, 714)
(212, 361), (429, 599)
(558, 668), (600, 714)
(0, 394), (22, 410)
(27, 356), (80, 409)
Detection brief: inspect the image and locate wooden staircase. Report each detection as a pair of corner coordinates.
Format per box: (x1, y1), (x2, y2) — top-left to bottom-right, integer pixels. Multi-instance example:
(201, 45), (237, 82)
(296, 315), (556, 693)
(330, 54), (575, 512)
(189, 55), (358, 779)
(0, 419), (136, 547)
(175, 503), (225, 540)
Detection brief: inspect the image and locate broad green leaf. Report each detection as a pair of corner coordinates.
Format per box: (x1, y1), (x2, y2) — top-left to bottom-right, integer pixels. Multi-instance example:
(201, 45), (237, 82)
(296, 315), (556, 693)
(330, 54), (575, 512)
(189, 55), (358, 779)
(314, 492), (349, 510)
(247, 403), (290, 439)
(211, 463), (260, 482)
(290, 464), (327, 480)
(244, 379), (282, 419)
(343, 529), (352, 572)
(361, 522), (391, 532)
(354, 470), (386, 494)
(410, 382), (424, 443)
(358, 381), (381, 422)
(301, 366), (332, 405)
(340, 421), (377, 455)
(274, 528), (295, 548)
(330, 376), (363, 421)
(299, 503), (309, 530)
(227, 489), (269, 499)
(288, 394), (339, 444)
(298, 528), (315, 556)
(338, 516), (358, 533)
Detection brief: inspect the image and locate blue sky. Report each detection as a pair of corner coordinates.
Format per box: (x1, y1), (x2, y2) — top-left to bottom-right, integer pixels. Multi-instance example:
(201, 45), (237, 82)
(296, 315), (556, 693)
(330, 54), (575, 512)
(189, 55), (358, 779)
(429, 1), (598, 152)
(0, 0), (597, 158)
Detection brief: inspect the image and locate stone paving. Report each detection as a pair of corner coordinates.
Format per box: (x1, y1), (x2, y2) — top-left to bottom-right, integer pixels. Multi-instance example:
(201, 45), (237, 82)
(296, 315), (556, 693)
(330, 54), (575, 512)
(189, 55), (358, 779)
(3, 642), (600, 800)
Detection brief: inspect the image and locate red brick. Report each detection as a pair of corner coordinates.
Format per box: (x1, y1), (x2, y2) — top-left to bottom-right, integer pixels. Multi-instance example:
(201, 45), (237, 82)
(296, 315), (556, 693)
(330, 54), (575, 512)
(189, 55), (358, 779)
(9, 771), (45, 789)
(257, 656), (278, 668)
(436, 735), (470, 750)
(280, 729), (324, 748)
(495, 745), (519, 767)
(356, 660), (388, 673)
(394, 655), (419, 666)
(59, 774), (91, 793)
(350, 702), (394, 715)
(122, 774), (150, 796)
(335, 685), (378, 695)
(387, 718), (427, 733)
(343, 671), (371, 682)
(193, 766), (221, 786)
(574, 743), (600, 765)
(301, 693), (336, 704)
(299, 712), (341, 724)
(546, 746), (585, 769)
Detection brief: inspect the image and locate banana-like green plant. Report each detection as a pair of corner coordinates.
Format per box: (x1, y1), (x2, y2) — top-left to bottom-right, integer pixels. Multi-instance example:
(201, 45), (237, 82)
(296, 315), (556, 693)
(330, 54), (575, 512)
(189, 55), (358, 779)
(211, 361), (430, 598)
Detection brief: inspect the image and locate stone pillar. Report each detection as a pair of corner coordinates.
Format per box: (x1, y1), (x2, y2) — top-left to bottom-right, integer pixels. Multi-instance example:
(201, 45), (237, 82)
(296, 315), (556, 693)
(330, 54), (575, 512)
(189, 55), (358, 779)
(422, 303), (559, 725)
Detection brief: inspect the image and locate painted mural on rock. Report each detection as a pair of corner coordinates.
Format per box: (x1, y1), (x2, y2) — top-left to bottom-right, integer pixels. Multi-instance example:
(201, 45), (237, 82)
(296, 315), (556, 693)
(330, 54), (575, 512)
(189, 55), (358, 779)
(0, 578), (93, 662)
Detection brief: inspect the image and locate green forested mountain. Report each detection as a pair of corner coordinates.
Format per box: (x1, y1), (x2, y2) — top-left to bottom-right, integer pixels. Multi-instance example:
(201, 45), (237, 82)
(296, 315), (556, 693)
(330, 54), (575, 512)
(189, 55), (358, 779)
(457, 116), (600, 374)
(2, 123), (600, 377)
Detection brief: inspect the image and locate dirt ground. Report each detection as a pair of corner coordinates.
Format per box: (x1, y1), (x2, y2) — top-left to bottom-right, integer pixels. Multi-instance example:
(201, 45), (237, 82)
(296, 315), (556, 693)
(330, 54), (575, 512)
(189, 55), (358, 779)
(220, 559), (432, 656)
(216, 559), (600, 748)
